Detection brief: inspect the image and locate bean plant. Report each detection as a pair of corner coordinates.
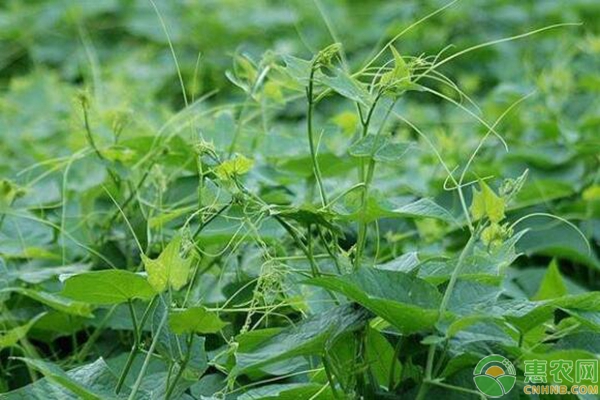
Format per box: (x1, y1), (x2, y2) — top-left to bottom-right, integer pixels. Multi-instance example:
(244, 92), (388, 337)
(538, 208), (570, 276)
(0, 2), (598, 400)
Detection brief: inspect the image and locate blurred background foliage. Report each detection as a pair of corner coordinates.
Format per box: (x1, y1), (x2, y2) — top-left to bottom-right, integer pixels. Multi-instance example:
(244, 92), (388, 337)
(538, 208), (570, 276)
(1, 0), (598, 266)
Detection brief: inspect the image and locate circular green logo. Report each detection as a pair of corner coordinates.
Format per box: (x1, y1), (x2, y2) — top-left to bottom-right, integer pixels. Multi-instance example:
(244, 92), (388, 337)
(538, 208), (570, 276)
(473, 354), (516, 398)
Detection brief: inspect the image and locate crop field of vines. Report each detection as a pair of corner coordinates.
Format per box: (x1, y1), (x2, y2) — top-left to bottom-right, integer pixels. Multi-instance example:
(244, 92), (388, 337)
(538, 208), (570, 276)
(1, 0), (599, 399)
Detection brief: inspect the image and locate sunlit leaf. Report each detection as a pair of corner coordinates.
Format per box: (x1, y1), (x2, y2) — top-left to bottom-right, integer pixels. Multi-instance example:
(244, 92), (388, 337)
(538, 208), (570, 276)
(142, 235), (193, 293)
(61, 270), (156, 305)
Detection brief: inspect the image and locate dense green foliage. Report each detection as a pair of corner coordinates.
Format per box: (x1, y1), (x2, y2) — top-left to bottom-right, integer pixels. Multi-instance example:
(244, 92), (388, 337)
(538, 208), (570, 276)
(1, 0), (599, 399)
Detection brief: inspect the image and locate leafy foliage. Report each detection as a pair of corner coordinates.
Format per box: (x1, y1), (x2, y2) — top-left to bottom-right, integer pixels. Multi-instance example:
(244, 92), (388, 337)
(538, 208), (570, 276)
(0, 0), (599, 399)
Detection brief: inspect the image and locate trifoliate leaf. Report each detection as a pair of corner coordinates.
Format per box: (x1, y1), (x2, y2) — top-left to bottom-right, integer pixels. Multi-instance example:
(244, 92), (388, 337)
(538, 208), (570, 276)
(214, 155), (254, 181)
(142, 235), (193, 292)
(470, 181), (505, 223)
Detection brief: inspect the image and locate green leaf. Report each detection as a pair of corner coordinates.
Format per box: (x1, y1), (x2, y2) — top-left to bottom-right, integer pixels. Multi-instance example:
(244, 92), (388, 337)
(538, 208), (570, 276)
(0, 313), (44, 349)
(169, 307), (227, 335)
(306, 269), (442, 333)
(15, 262), (92, 285)
(516, 221), (600, 270)
(365, 327), (402, 390)
(470, 181), (505, 223)
(348, 135), (413, 162)
(533, 259), (568, 300)
(214, 154), (254, 180)
(380, 46), (410, 92)
(336, 194), (455, 224)
(1, 288), (94, 317)
(376, 252), (419, 272)
(320, 69), (371, 105)
(234, 304), (371, 374)
(61, 270), (156, 305)
(269, 204), (341, 234)
(142, 235), (193, 293)
(237, 383), (334, 400)
(281, 55), (312, 85)
(9, 358), (120, 400)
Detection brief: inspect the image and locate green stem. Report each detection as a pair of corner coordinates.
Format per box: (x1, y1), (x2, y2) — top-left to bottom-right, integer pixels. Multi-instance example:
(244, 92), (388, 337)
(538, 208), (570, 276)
(165, 334), (195, 400)
(81, 100), (120, 187)
(353, 95), (391, 270)
(388, 337), (403, 390)
(115, 300), (140, 394)
(416, 233), (477, 400)
(307, 65), (328, 206)
(77, 305), (117, 362)
(228, 97), (251, 158)
(322, 356), (341, 399)
(306, 223), (320, 278)
(127, 306), (168, 400)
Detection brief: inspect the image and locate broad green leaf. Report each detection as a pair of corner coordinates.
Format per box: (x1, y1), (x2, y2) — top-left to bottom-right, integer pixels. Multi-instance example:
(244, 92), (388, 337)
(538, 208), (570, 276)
(61, 270), (156, 305)
(365, 327), (402, 390)
(516, 222), (599, 270)
(533, 259), (568, 300)
(278, 152), (354, 178)
(336, 194), (455, 224)
(489, 292), (600, 333)
(9, 358), (120, 400)
(214, 155), (254, 180)
(169, 307), (227, 335)
(237, 383), (334, 400)
(269, 204), (341, 234)
(470, 181), (505, 223)
(418, 230), (526, 285)
(556, 331), (600, 354)
(234, 304), (371, 374)
(142, 235), (193, 292)
(306, 269), (442, 333)
(1, 288), (94, 317)
(348, 135), (413, 162)
(281, 54), (312, 85)
(374, 142), (414, 162)
(15, 262), (92, 285)
(447, 281), (502, 317)
(376, 252), (419, 272)
(448, 320), (516, 353)
(320, 69), (371, 105)
(514, 179), (575, 209)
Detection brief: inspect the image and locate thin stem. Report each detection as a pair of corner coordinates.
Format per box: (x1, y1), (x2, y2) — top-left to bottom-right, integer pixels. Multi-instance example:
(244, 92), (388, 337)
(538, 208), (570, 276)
(127, 305), (168, 400)
(165, 334), (195, 400)
(322, 356), (341, 399)
(388, 337), (403, 390)
(76, 305), (117, 362)
(115, 300), (141, 394)
(307, 65), (328, 206)
(306, 223), (319, 277)
(354, 95), (391, 270)
(80, 99), (120, 187)
(416, 233), (477, 400)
